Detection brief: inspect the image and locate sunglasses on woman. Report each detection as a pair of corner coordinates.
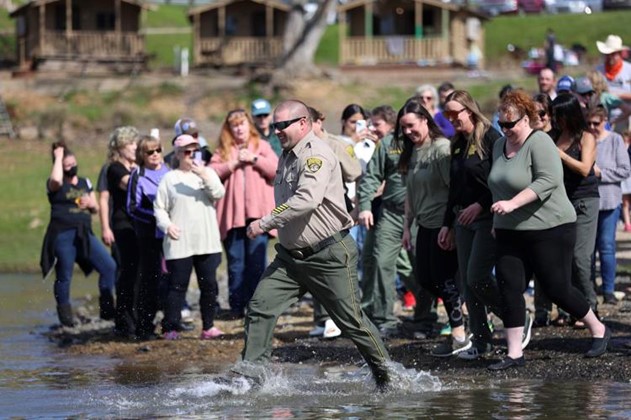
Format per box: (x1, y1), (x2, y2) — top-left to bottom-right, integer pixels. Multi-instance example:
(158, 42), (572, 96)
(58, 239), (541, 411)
(145, 147), (162, 156)
(181, 148), (200, 156)
(498, 115), (524, 130)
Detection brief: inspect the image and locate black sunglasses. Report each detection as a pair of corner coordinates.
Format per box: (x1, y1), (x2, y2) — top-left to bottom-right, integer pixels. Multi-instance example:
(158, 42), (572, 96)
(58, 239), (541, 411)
(538, 110), (547, 118)
(145, 147), (162, 156)
(498, 115), (524, 130)
(181, 148), (200, 156)
(272, 116), (305, 131)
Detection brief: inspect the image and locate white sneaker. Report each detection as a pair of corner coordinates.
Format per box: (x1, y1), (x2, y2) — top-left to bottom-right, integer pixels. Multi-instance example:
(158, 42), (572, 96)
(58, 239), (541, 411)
(181, 308), (194, 324)
(323, 319), (342, 339)
(309, 324), (325, 337)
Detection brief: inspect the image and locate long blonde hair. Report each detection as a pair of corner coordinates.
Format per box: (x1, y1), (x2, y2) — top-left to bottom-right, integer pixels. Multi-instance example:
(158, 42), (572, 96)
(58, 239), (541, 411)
(445, 90), (491, 159)
(216, 109), (261, 161)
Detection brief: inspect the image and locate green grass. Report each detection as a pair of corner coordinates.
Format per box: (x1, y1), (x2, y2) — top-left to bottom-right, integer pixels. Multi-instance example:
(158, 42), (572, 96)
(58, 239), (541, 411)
(315, 24), (340, 66)
(145, 4), (191, 28)
(145, 33), (193, 69)
(484, 10), (631, 63)
(0, 142), (105, 272)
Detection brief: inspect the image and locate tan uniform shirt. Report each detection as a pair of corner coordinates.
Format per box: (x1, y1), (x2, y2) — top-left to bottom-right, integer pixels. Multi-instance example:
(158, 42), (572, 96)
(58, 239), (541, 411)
(323, 132), (362, 183)
(260, 131), (353, 249)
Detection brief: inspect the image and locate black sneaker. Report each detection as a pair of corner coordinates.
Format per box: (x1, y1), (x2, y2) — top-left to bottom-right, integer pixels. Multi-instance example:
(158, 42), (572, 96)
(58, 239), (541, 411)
(488, 356), (525, 371)
(585, 327), (611, 358)
(603, 293), (618, 305)
(431, 335), (472, 357)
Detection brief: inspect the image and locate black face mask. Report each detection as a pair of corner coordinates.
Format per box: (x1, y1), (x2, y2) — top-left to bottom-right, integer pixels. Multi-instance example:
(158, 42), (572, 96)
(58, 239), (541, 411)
(63, 165), (78, 178)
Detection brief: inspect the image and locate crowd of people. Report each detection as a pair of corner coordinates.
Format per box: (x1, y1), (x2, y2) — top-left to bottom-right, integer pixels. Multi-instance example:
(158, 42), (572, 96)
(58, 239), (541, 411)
(40, 34), (631, 385)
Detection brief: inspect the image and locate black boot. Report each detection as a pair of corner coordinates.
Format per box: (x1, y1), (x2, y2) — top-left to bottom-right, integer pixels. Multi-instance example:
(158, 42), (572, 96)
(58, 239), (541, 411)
(57, 304), (76, 327)
(99, 293), (116, 321)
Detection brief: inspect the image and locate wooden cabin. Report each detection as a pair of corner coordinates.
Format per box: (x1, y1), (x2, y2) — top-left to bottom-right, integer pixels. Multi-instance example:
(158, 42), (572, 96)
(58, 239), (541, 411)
(188, 0), (290, 67)
(11, 0), (149, 72)
(338, 0), (486, 67)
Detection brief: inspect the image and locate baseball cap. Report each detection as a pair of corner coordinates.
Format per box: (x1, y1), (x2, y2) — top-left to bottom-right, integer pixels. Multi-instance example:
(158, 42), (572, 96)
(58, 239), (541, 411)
(556, 75), (576, 93)
(173, 118), (199, 137)
(575, 77), (594, 95)
(173, 134), (199, 148)
(251, 98), (272, 116)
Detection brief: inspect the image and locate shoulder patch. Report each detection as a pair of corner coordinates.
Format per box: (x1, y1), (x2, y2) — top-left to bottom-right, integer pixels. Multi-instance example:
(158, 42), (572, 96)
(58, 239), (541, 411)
(272, 203), (290, 215)
(306, 157), (323, 173)
(345, 145), (356, 158)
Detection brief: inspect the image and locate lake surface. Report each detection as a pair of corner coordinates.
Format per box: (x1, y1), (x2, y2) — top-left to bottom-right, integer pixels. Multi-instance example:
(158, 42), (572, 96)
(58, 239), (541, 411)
(1, 273), (631, 418)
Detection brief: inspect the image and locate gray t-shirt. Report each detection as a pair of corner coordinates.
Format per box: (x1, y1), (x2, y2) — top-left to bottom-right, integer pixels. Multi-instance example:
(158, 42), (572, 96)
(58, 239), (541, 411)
(488, 130), (576, 230)
(405, 137), (451, 229)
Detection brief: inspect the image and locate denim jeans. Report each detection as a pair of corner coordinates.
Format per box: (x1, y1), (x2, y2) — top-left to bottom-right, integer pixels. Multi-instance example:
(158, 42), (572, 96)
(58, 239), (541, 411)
(53, 228), (116, 306)
(593, 206), (621, 294)
(223, 227), (268, 314)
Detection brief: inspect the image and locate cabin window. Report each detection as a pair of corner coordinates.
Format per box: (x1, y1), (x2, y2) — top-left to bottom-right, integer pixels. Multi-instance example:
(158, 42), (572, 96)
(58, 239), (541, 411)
(54, 5), (81, 30)
(96, 12), (115, 30)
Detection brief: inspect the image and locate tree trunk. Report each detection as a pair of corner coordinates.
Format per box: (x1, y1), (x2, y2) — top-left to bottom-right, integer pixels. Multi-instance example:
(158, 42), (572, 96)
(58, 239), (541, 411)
(267, 0), (336, 87)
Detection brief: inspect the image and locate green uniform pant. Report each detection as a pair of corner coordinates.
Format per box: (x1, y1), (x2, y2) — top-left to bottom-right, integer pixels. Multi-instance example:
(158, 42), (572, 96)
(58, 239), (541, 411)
(242, 234), (390, 375)
(360, 207), (410, 328)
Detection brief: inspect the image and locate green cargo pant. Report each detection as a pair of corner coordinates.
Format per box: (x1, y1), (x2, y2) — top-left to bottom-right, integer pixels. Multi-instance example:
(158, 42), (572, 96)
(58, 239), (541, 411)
(360, 207), (409, 329)
(242, 234), (390, 376)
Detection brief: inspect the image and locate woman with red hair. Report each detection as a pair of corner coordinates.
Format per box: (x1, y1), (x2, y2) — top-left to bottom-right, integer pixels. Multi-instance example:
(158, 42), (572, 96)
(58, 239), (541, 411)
(210, 109), (278, 318)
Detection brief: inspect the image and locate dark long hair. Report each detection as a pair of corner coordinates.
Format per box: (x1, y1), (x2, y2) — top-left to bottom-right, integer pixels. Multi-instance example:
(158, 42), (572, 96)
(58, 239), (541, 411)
(551, 93), (588, 145)
(340, 103), (369, 134)
(396, 97), (445, 175)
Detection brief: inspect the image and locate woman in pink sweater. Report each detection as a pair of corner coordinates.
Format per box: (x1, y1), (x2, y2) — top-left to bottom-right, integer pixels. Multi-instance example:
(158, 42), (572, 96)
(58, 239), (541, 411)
(210, 109), (278, 318)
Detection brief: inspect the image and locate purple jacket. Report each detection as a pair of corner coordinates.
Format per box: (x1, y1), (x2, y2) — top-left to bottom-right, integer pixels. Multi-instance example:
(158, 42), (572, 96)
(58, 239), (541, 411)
(434, 111), (455, 138)
(127, 165), (170, 238)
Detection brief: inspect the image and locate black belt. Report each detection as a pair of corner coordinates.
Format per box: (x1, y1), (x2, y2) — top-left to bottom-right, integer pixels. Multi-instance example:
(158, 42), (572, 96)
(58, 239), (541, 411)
(288, 230), (349, 260)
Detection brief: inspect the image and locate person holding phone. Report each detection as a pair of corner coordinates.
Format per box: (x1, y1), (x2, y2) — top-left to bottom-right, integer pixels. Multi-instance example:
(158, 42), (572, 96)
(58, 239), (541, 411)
(155, 134), (225, 340)
(210, 109), (278, 319)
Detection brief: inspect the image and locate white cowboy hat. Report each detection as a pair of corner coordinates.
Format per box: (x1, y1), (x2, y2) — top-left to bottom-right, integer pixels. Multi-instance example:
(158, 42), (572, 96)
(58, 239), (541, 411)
(596, 35), (628, 55)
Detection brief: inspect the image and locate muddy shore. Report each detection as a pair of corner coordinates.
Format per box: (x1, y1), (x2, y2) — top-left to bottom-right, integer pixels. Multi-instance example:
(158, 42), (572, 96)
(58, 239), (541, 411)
(46, 275), (631, 383)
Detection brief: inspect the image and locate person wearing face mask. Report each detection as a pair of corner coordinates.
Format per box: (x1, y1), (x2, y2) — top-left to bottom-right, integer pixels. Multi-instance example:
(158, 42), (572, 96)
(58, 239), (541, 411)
(106, 126), (140, 338)
(40, 142), (117, 328)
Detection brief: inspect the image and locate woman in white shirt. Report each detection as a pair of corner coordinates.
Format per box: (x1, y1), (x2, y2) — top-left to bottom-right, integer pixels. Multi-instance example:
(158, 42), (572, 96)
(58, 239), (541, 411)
(154, 134), (225, 340)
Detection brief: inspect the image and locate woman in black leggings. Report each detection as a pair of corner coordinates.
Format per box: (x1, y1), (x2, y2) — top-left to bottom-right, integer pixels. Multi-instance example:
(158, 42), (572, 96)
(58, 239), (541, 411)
(487, 90), (609, 370)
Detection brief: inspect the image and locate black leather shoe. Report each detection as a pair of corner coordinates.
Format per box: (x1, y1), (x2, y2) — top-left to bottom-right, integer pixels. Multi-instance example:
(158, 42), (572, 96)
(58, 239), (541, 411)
(585, 327), (611, 358)
(488, 356), (525, 371)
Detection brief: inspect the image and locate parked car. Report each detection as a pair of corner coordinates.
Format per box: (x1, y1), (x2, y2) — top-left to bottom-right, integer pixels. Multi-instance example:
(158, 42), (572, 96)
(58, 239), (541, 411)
(545, 0), (602, 13)
(474, 0), (545, 16)
(603, 0), (631, 9)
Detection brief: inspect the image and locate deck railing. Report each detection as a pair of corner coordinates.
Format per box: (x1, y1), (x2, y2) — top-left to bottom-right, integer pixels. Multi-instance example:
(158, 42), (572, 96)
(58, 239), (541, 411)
(198, 37), (283, 65)
(340, 36), (448, 65)
(39, 31), (145, 58)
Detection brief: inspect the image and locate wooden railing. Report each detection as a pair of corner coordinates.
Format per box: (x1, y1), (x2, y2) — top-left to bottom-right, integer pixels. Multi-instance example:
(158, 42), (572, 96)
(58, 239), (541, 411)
(198, 37), (283, 65)
(39, 31), (145, 59)
(340, 36), (448, 65)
